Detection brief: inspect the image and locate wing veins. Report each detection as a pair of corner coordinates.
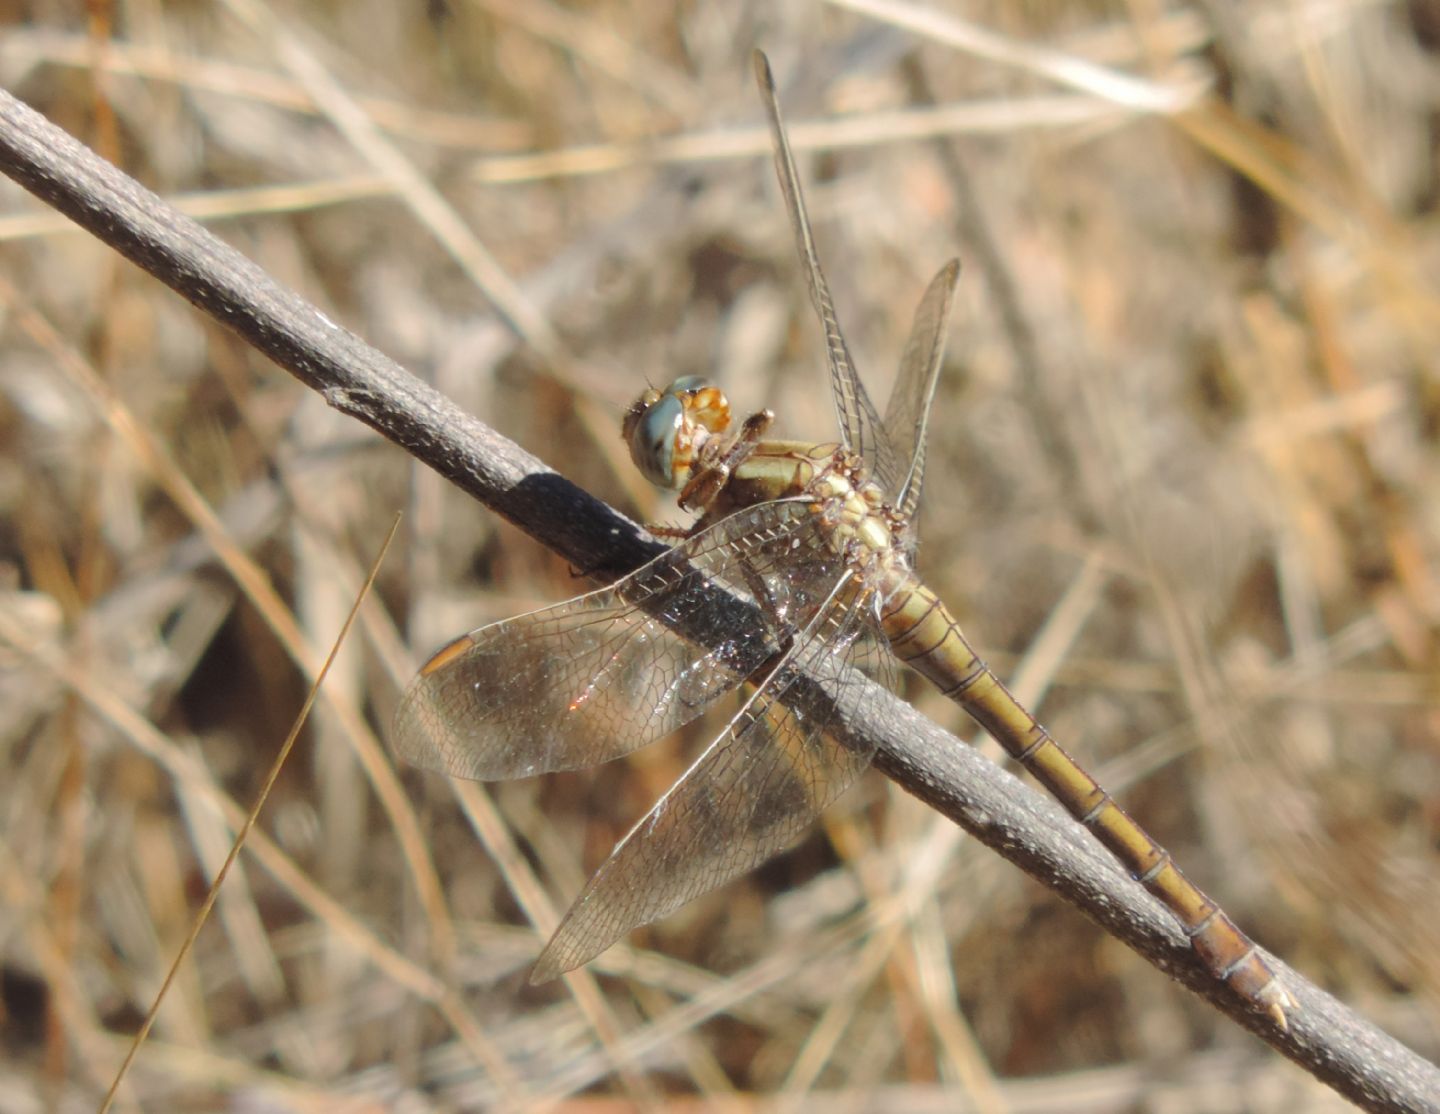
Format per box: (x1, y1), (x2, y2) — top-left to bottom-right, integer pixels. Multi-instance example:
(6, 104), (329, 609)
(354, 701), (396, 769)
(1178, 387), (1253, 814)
(752, 52), (902, 492)
(393, 502), (833, 779)
(885, 259), (960, 520)
(531, 567), (880, 981)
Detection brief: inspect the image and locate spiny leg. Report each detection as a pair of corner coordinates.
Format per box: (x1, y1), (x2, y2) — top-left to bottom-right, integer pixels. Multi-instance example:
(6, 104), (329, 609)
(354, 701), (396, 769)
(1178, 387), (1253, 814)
(679, 409), (774, 512)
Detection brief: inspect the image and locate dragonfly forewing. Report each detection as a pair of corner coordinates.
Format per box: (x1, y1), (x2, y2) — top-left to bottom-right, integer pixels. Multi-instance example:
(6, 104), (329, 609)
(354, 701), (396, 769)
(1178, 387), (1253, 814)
(531, 578), (893, 982)
(395, 502), (832, 780)
(752, 52), (901, 494)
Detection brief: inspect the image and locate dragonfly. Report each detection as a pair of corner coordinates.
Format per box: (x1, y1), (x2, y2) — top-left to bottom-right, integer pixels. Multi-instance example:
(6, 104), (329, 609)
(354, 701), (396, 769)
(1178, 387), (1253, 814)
(394, 50), (1293, 1028)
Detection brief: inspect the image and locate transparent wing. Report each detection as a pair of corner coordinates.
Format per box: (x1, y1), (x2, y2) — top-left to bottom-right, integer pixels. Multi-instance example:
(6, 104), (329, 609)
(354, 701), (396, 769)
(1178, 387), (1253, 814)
(393, 501), (850, 781)
(752, 51), (902, 493)
(530, 577), (893, 981)
(884, 260), (960, 521)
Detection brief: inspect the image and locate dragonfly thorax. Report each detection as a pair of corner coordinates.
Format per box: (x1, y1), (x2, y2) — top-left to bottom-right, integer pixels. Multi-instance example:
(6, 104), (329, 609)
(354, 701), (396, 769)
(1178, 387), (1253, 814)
(807, 455), (912, 584)
(626, 379), (915, 600)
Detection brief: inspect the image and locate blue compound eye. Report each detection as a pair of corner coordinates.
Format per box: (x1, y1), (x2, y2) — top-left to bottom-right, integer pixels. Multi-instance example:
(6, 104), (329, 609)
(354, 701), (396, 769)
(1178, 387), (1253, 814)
(627, 389), (686, 489)
(667, 374), (710, 396)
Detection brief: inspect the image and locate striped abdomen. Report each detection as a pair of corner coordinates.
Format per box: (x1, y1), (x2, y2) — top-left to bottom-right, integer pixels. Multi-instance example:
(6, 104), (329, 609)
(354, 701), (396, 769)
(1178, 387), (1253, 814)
(878, 573), (1292, 1027)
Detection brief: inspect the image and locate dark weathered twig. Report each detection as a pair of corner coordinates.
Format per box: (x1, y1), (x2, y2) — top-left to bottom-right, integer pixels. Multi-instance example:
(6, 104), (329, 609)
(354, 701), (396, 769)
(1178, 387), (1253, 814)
(0, 85), (1435, 1113)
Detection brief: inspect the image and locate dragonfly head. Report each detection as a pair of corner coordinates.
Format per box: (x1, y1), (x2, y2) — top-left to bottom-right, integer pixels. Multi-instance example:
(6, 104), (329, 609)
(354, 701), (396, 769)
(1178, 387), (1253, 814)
(622, 376), (733, 490)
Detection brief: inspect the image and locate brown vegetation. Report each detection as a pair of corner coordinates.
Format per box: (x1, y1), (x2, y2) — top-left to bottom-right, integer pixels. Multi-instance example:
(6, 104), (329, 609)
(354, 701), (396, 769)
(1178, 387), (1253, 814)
(1, 2), (1437, 1109)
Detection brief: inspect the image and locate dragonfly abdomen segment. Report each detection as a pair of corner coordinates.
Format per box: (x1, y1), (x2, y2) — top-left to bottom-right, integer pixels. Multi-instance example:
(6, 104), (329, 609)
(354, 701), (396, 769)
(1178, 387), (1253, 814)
(878, 576), (1292, 1027)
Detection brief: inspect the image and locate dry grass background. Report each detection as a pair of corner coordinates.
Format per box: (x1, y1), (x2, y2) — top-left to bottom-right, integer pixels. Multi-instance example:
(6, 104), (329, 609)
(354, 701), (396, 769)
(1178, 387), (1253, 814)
(1, 0), (1438, 1109)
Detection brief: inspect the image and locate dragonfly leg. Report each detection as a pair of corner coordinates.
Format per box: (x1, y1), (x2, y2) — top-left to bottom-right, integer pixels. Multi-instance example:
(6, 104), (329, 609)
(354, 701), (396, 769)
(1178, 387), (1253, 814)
(741, 559), (789, 631)
(679, 409), (774, 512)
